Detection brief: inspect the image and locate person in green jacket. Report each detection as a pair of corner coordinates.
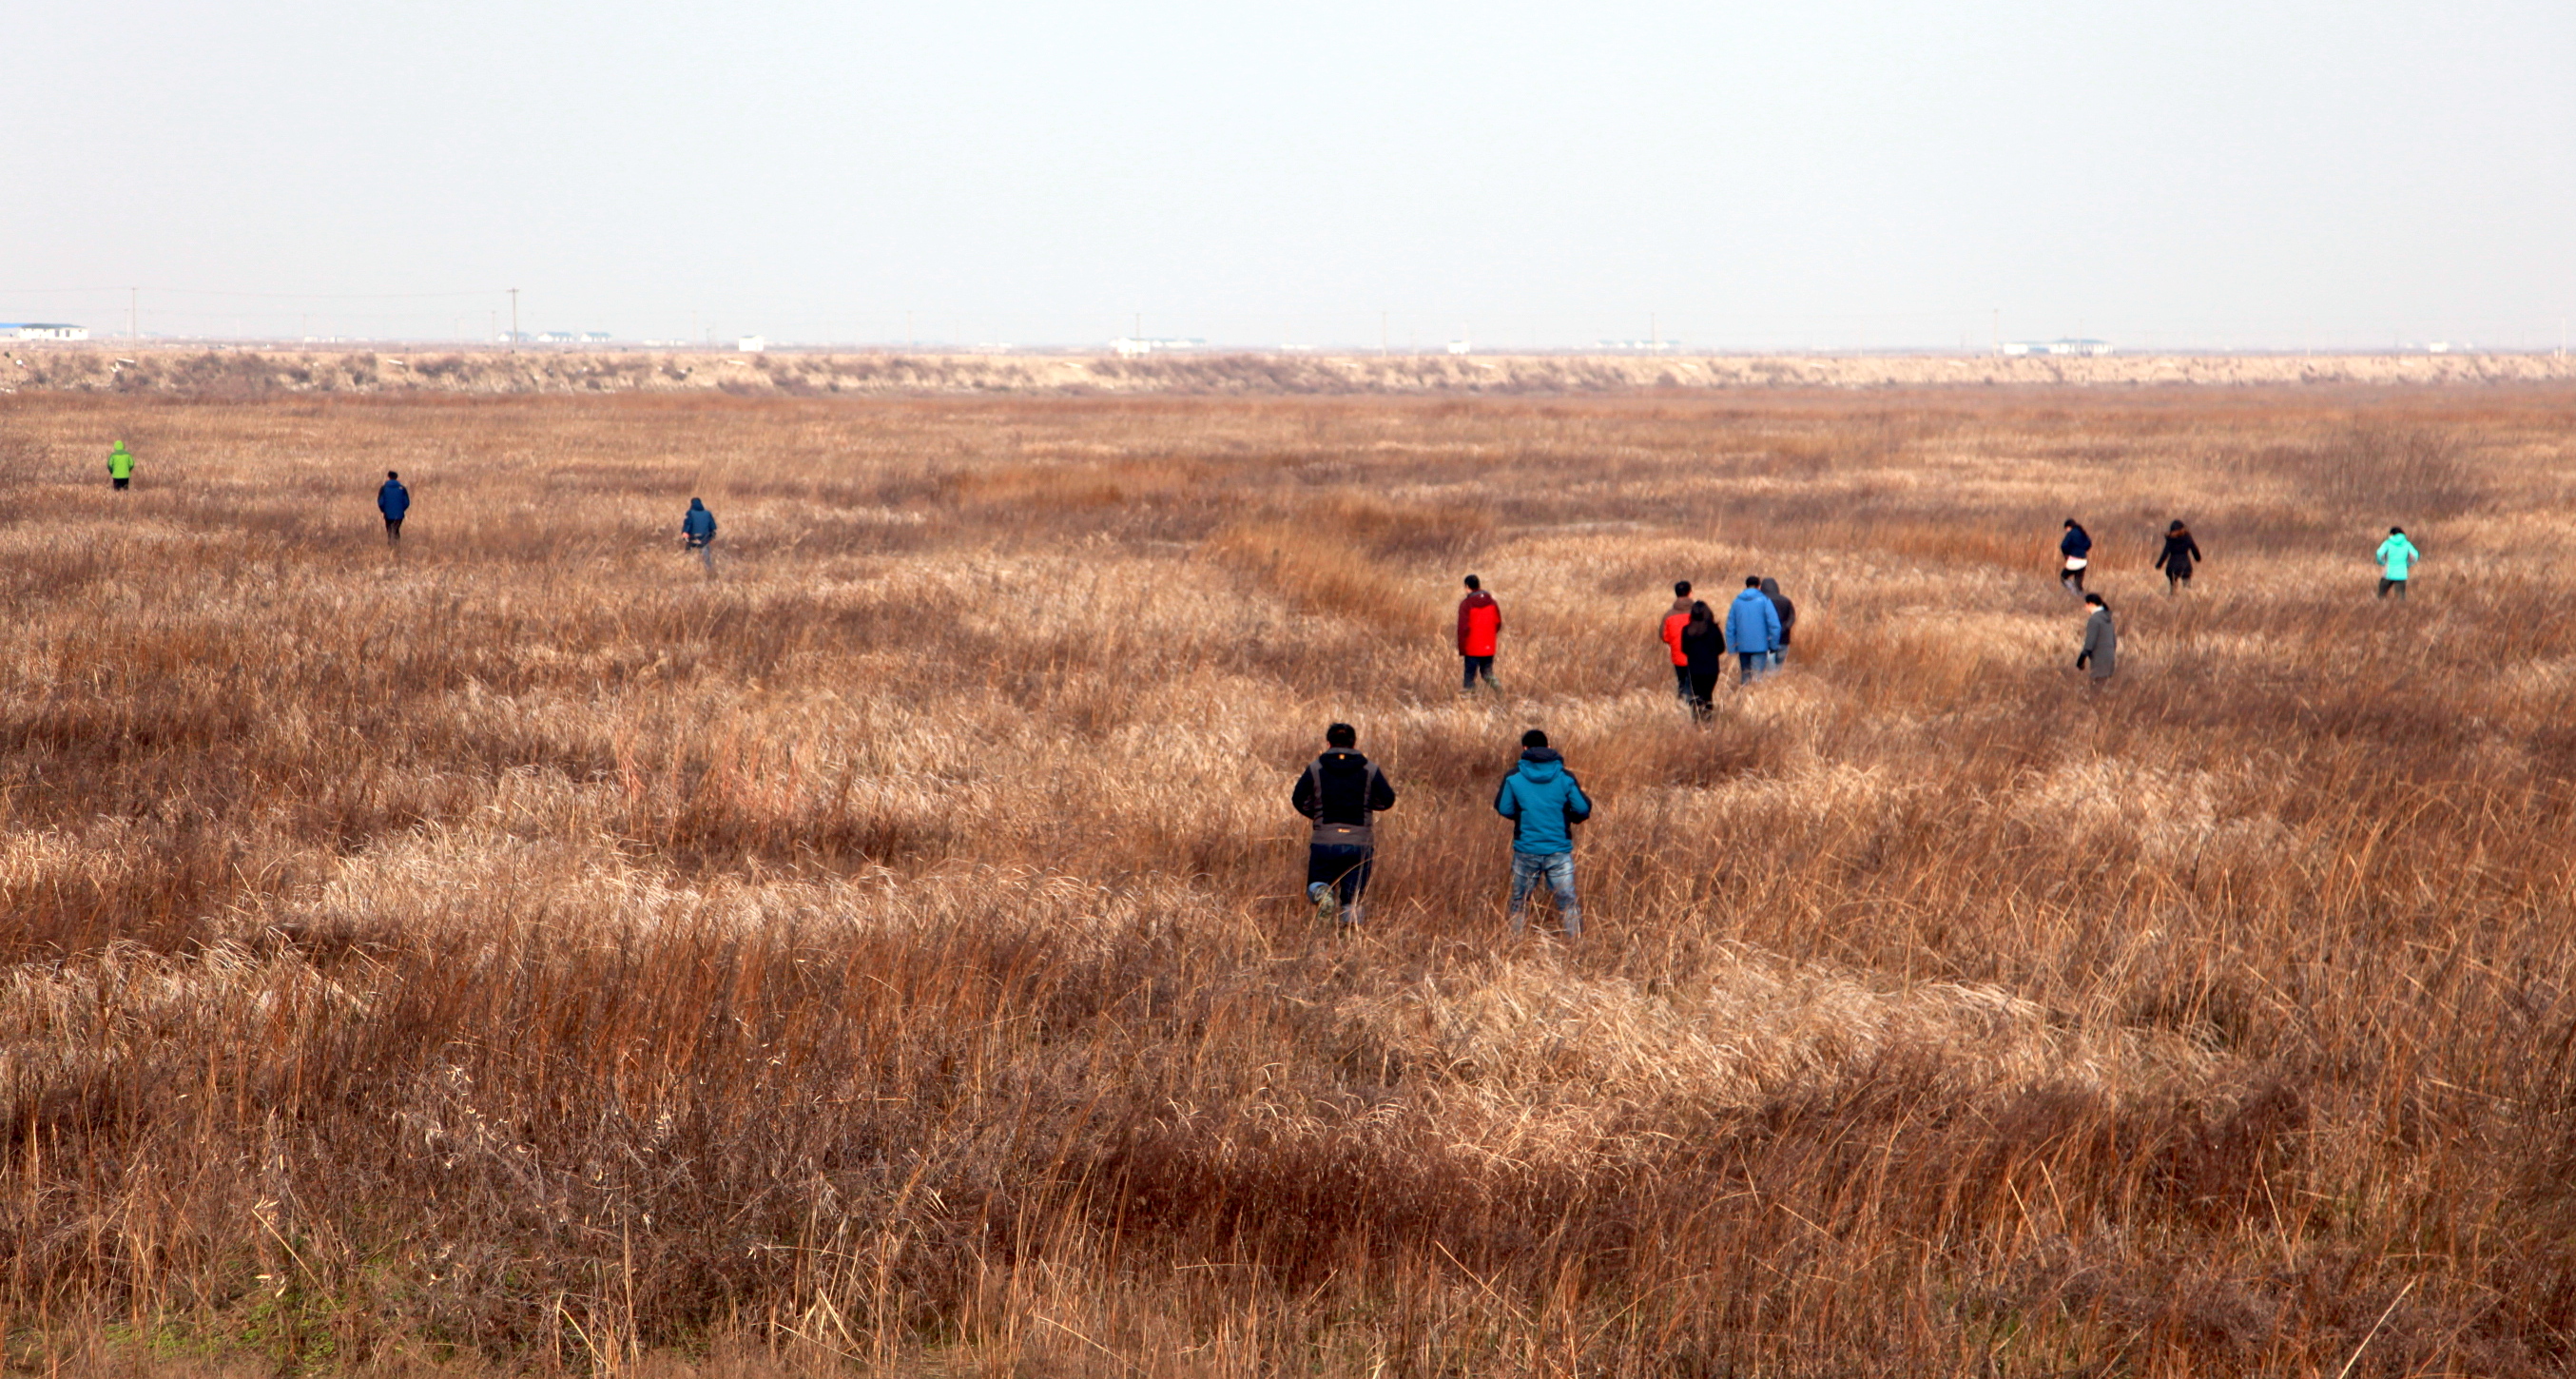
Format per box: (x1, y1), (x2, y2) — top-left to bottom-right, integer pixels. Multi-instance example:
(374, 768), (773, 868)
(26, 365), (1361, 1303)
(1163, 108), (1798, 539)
(2375, 526), (2421, 600)
(107, 441), (134, 491)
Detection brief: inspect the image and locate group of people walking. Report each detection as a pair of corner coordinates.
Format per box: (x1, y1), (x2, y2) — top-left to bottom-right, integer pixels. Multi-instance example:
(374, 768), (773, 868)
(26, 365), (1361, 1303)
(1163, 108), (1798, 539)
(1294, 722), (1590, 939)
(1657, 576), (1795, 715)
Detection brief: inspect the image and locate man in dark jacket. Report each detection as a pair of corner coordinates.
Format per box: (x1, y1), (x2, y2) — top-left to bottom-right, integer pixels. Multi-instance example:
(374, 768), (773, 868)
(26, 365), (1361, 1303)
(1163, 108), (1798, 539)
(1495, 728), (1592, 939)
(1292, 722), (1398, 930)
(1758, 576), (1795, 670)
(682, 497), (717, 575)
(2060, 518), (2091, 594)
(378, 472), (410, 543)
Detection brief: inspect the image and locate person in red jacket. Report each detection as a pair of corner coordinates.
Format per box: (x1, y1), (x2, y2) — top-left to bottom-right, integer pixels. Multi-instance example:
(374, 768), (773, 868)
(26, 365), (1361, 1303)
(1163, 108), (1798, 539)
(1458, 574), (1501, 691)
(1658, 580), (1694, 700)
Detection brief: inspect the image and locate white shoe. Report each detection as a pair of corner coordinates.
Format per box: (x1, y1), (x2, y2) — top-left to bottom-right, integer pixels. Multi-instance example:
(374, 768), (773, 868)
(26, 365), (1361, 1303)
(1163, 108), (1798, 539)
(1308, 883), (1337, 926)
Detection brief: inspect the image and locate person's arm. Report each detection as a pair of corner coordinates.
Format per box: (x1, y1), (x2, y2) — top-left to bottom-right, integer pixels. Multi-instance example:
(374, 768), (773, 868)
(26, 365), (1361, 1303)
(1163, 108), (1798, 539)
(1366, 765), (1396, 812)
(1563, 774), (1593, 823)
(1457, 600), (1470, 652)
(1494, 776), (1520, 820)
(1292, 766), (1319, 820)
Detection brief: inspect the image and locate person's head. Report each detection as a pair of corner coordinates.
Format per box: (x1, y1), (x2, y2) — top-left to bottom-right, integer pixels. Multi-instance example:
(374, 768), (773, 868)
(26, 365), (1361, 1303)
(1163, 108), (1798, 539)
(2064, 517), (2079, 529)
(1759, 576), (1780, 596)
(1520, 728), (1548, 749)
(387, 470), (399, 480)
(1325, 722), (1357, 749)
(2083, 592), (2105, 609)
(2168, 519), (2186, 533)
(690, 496), (705, 508)
(1463, 573), (1482, 592)
(1673, 580), (1691, 597)
(1688, 600), (1713, 623)
(2390, 525), (2405, 535)
(1745, 575), (1762, 589)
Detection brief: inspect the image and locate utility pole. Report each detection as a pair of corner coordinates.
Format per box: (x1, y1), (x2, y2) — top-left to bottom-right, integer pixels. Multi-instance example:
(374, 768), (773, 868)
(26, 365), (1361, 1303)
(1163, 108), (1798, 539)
(129, 287), (138, 340)
(1651, 312), (1659, 353)
(1380, 311), (1388, 355)
(1991, 308), (2000, 355)
(508, 288), (519, 350)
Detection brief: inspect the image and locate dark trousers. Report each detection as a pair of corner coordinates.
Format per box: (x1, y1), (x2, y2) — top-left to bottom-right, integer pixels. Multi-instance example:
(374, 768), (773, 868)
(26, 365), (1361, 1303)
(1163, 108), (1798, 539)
(2378, 577), (2407, 600)
(384, 516), (404, 540)
(1462, 655), (1495, 690)
(1687, 668), (1719, 717)
(1672, 664), (1692, 698)
(1307, 844), (1373, 906)
(111, 476), (129, 491)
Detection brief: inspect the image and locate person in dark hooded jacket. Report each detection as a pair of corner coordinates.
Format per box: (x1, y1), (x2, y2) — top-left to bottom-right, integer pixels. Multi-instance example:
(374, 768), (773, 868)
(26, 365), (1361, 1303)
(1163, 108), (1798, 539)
(682, 497), (717, 574)
(1495, 728), (1592, 939)
(1759, 576), (1795, 669)
(2059, 518), (2091, 594)
(2154, 520), (2201, 592)
(378, 472), (410, 543)
(1679, 600), (1724, 719)
(1293, 722), (1398, 929)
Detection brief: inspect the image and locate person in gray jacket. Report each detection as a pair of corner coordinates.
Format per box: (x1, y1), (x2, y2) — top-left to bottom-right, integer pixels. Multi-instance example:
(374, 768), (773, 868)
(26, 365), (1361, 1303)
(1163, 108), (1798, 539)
(2076, 592), (2116, 688)
(1759, 576), (1795, 670)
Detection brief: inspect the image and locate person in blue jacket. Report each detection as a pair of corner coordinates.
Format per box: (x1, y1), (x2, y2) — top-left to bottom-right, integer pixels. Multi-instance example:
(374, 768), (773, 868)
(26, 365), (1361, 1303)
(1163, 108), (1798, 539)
(1494, 728), (1593, 940)
(1725, 576), (1782, 685)
(378, 471), (410, 543)
(682, 497), (718, 574)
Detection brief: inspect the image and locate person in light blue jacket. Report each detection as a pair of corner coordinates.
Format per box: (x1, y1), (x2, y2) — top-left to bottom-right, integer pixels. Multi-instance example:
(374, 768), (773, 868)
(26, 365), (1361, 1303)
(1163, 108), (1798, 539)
(1495, 728), (1593, 939)
(2375, 526), (2420, 600)
(1725, 576), (1782, 684)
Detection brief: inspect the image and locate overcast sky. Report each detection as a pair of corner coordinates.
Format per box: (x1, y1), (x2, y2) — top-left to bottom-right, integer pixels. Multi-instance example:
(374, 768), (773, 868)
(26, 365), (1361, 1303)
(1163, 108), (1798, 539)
(6, 0), (2570, 349)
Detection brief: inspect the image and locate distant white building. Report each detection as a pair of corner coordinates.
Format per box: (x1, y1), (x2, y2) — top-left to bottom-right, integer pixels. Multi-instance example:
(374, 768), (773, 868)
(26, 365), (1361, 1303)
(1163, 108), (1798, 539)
(737, 336), (766, 353)
(1110, 338), (1204, 358)
(2, 323), (88, 341)
(1446, 339), (1472, 356)
(2002, 339), (2115, 357)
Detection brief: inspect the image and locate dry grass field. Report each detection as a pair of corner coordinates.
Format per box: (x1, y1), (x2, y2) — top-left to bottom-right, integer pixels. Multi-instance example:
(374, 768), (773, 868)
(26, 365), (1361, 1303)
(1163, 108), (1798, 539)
(4, 384), (2576, 1376)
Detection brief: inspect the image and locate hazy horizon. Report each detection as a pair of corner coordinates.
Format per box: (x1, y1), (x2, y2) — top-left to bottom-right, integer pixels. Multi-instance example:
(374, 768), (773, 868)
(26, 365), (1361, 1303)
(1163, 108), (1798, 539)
(7, 0), (2569, 351)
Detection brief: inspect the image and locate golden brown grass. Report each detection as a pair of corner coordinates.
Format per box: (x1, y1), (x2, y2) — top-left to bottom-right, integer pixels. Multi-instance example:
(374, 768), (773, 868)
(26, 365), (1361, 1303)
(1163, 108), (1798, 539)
(5, 386), (2576, 1375)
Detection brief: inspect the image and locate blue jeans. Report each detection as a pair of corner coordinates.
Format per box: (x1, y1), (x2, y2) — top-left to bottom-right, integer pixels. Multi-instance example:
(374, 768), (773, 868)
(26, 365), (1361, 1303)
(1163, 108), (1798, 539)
(1509, 850), (1579, 938)
(1738, 651), (1765, 685)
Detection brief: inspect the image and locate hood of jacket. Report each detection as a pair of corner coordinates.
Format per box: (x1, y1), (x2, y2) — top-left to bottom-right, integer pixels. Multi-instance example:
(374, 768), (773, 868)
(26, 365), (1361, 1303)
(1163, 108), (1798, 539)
(1758, 577), (1780, 598)
(688, 498), (706, 510)
(1462, 591), (1497, 612)
(1666, 596), (1694, 616)
(1515, 748), (1564, 783)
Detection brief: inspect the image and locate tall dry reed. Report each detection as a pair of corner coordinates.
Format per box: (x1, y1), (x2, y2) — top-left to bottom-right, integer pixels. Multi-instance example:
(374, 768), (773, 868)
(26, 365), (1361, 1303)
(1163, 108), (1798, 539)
(3, 386), (2575, 1375)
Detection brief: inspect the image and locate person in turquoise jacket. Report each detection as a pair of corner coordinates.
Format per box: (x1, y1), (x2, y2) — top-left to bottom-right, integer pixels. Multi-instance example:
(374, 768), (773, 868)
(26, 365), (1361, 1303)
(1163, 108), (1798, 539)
(1725, 576), (1783, 684)
(2375, 527), (2421, 600)
(1494, 728), (1593, 939)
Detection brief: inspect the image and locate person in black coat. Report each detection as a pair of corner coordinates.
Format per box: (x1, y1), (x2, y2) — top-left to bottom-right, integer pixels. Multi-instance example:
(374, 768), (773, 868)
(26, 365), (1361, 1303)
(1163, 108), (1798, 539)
(2059, 518), (2092, 594)
(2154, 520), (2202, 593)
(1678, 600), (1726, 720)
(1291, 722), (1398, 930)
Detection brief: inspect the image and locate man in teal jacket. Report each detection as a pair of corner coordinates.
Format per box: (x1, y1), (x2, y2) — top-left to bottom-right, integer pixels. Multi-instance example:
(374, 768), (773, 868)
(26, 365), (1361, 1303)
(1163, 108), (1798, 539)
(2375, 527), (2421, 600)
(1495, 728), (1592, 939)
